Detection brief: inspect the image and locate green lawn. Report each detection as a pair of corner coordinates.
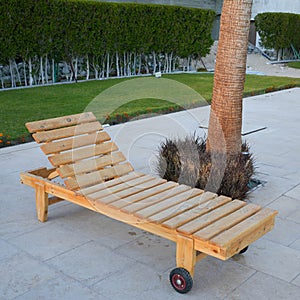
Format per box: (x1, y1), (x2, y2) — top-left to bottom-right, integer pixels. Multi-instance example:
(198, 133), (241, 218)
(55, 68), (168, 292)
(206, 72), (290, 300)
(0, 73), (300, 145)
(287, 61), (300, 69)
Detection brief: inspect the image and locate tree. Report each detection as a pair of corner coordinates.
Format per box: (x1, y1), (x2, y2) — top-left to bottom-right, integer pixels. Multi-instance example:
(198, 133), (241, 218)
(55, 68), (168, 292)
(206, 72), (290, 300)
(207, 0), (253, 155)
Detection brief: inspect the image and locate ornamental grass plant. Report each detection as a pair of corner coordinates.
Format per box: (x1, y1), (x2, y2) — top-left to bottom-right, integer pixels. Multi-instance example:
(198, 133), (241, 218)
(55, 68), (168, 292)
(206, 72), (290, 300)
(156, 136), (255, 200)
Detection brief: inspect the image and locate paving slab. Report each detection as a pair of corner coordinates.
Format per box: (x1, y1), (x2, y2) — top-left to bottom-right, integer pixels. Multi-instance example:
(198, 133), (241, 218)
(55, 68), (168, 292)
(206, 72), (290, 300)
(0, 252), (59, 300)
(14, 276), (106, 300)
(225, 271), (300, 300)
(232, 238), (300, 282)
(46, 240), (135, 287)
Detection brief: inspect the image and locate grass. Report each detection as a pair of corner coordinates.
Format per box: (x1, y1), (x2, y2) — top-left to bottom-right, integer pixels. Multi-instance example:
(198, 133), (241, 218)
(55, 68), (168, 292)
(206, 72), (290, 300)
(0, 73), (300, 146)
(287, 61), (300, 69)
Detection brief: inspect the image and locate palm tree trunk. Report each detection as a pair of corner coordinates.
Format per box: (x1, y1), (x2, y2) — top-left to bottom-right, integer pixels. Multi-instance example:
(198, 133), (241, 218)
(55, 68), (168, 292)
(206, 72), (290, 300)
(207, 0), (253, 155)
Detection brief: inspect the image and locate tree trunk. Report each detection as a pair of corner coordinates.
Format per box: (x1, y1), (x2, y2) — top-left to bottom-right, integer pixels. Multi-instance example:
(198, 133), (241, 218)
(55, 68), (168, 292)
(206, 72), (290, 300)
(40, 56), (45, 85)
(86, 55), (90, 80)
(207, 0), (253, 155)
(28, 57), (33, 86)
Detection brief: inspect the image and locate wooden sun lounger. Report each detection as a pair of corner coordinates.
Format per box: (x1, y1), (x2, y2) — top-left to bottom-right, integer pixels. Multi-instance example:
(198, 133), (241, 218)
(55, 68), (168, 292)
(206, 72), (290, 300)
(20, 112), (277, 294)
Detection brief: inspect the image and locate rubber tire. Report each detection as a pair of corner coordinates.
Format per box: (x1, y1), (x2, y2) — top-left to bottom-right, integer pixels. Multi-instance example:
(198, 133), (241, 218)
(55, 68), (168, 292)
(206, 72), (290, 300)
(239, 246), (249, 254)
(169, 268), (193, 294)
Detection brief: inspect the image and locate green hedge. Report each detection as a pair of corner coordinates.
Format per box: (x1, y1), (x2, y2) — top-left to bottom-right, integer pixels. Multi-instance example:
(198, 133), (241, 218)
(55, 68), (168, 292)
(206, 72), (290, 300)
(255, 12), (300, 51)
(0, 0), (215, 87)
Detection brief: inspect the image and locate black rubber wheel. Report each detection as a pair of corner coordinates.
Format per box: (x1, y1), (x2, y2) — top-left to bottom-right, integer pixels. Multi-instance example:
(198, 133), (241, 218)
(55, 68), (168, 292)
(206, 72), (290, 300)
(169, 268), (193, 294)
(239, 246), (249, 254)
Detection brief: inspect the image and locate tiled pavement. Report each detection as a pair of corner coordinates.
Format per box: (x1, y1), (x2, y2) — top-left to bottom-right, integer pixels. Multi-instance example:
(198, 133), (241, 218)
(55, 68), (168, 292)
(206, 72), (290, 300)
(1, 88), (300, 299)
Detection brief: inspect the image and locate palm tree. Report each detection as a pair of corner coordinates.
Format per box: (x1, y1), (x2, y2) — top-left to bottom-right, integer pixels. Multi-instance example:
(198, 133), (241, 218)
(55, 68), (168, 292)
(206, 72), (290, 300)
(207, 0), (253, 155)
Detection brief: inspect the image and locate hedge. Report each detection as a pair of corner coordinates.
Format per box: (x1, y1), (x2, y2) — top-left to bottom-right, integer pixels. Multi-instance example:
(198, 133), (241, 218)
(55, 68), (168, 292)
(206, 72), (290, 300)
(0, 0), (215, 88)
(255, 12), (300, 55)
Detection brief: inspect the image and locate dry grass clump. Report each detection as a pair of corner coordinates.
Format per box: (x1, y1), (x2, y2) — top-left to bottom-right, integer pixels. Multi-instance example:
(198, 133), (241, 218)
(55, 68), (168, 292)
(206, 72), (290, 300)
(156, 136), (255, 200)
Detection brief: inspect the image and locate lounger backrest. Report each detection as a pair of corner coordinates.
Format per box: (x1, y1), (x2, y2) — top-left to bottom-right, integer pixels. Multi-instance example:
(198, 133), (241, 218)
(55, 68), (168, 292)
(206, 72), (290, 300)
(26, 112), (134, 191)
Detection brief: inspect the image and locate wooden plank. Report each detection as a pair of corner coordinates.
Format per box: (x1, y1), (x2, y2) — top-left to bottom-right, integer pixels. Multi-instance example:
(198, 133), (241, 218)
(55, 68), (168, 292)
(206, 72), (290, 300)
(135, 188), (204, 219)
(65, 162), (134, 190)
(41, 131), (110, 155)
(176, 235), (196, 277)
(193, 203), (261, 241)
(49, 141), (118, 167)
(112, 181), (178, 209)
(88, 174), (156, 200)
(177, 200), (246, 235)
(33, 121), (102, 143)
(26, 112), (97, 133)
(78, 172), (144, 196)
(162, 194), (227, 229)
(29, 167), (56, 178)
(48, 196), (64, 205)
(150, 193), (228, 225)
(93, 178), (166, 205)
(58, 151), (126, 178)
(210, 208), (277, 249)
(35, 183), (48, 222)
(122, 184), (191, 214)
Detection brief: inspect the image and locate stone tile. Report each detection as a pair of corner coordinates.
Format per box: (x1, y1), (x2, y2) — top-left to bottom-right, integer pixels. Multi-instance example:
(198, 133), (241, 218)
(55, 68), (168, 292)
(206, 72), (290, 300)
(247, 175), (297, 207)
(15, 276), (107, 300)
(53, 204), (144, 250)
(232, 238), (300, 282)
(285, 183), (300, 200)
(288, 209), (300, 224)
(47, 241), (134, 287)
(268, 195), (300, 219)
(115, 232), (175, 272)
(0, 239), (21, 261)
(0, 252), (59, 299)
(225, 272), (300, 300)
(191, 256), (255, 299)
(92, 262), (166, 300)
(292, 274), (300, 288)
(264, 217), (300, 246)
(9, 222), (92, 261)
(0, 206), (48, 240)
(290, 238), (300, 251)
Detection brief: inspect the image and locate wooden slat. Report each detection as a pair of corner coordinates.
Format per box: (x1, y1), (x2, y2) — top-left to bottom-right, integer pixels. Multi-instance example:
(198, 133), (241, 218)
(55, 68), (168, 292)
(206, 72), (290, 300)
(112, 181), (178, 209)
(177, 200), (246, 235)
(162, 194), (228, 229)
(94, 178), (166, 205)
(210, 208), (277, 248)
(41, 131), (111, 155)
(58, 151), (126, 178)
(193, 203), (261, 241)
(33, 121), (102, 143)
(49, 141), (118, 167)
(149, 193), (228, 225)
(65, 162), (134, 190)
(78, 172), (143, 196)
(135, 188), (204, 219)
(122, 184), (191, 214)
(26, 112), (97, 133)
(88, 174), (156, 200)
(48, 196), (64, 205)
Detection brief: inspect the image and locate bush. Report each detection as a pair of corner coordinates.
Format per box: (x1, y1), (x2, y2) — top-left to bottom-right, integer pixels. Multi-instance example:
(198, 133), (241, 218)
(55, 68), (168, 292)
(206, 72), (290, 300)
(255, 12), (300, 51)
(156, 136), (255, 200)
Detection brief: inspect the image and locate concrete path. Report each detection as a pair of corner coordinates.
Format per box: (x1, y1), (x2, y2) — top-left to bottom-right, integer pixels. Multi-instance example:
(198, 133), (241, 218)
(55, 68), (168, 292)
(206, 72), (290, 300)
(1, 88), (300, 299)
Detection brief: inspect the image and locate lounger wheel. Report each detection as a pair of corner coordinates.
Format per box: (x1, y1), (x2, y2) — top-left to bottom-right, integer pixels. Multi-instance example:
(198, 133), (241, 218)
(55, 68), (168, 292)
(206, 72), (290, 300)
(169, 268), (193, 294)
(239, 246), (249, 254)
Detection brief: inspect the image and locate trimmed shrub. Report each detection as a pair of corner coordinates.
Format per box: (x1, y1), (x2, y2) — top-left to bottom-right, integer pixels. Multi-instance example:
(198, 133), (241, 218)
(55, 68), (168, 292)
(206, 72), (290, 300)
(0, 0), (215, 88)
(255, 12), (300, 51)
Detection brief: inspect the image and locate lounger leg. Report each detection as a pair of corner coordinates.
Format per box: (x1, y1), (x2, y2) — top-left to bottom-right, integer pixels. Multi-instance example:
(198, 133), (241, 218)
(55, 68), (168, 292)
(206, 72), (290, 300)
(176, 235), (196, 277)
(169, 235), (196, 293)
(35, 184), (48, 222)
